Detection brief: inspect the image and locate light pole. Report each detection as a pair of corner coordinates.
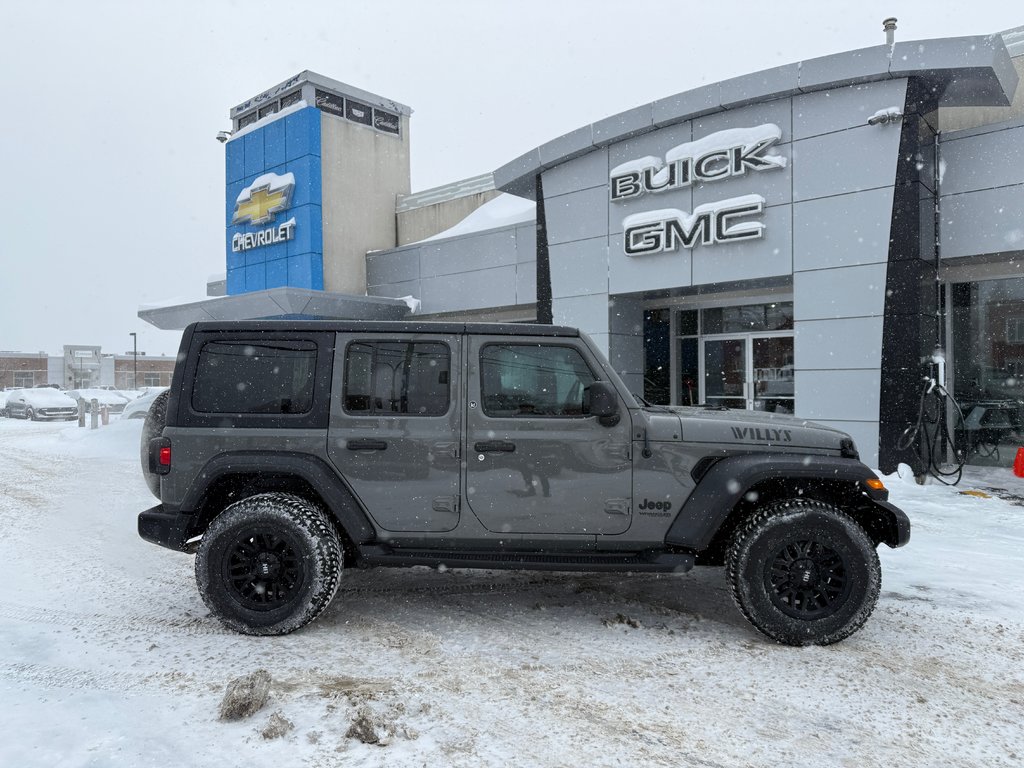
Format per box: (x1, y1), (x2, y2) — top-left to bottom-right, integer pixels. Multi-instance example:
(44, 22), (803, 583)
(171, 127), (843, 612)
(129, 332), (138, 390)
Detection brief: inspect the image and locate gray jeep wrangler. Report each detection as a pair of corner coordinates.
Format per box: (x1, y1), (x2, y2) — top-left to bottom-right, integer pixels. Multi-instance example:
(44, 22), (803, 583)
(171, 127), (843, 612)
(138, 320), (909, 645)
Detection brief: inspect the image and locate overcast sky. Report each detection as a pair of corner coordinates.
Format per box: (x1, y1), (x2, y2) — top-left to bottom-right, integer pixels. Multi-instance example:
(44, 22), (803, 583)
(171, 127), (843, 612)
(2, 1), (1021, 357)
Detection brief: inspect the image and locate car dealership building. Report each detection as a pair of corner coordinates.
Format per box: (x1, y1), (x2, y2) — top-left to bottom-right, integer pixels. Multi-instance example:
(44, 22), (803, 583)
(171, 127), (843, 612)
(140, 27), (1024, 472)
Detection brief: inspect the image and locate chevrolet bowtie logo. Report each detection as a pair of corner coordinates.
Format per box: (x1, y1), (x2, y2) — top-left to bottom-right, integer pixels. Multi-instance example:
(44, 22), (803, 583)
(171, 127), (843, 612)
(232, 172), (295, 226)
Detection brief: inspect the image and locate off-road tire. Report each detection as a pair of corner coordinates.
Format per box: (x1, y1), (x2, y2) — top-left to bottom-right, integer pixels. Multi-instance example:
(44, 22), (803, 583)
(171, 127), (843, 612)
(727, 498), (880, 646)
(195, 492), (342, 636)
(139, 390), (170, 498)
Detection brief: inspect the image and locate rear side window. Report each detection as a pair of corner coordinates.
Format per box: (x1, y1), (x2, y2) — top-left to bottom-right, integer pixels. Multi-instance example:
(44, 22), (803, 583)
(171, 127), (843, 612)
(344, 341), (450, 416)
(192, 340), (317, 414)
(480, 344), (596, 417)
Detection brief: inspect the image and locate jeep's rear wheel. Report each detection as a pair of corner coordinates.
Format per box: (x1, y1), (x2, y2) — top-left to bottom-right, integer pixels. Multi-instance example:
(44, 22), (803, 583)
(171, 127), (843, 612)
(139, 390), (170, 499)
(195, 492), (342, 636)
(727, 499), (880, 646)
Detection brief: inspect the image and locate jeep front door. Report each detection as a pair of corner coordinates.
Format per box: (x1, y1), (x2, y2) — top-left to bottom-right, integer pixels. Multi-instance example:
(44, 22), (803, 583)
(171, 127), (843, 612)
(327, 333), (461, 532)
(464, 338), (632, 536)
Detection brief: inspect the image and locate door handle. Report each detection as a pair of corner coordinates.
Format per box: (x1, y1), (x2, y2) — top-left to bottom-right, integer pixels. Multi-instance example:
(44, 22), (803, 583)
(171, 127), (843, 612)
(347, 439), (387, 451)
(473, 440), (515, 453)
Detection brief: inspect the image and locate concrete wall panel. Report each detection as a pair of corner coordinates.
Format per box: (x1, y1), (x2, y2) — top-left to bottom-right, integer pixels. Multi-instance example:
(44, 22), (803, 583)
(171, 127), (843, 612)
(940, 184), (1024, 259)
(550, 238), (608, 299)
(420, 230), (517, 278)
(544, 148), (609, 197)
(793, 188), (895, 271)
(793, 124), (903, 202)
(939, 124), (1024, 196)
(795, 369), (881, 422)
(793, 79), (907, 140)
(545, 186), (609, 245)
(793, 263), (888, 321)
(794, 316), (884, 371)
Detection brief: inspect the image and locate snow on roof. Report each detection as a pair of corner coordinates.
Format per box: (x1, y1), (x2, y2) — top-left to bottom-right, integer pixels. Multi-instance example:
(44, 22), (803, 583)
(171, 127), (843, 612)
(227, 100), (309, 142)
(416, 193), (536, 243)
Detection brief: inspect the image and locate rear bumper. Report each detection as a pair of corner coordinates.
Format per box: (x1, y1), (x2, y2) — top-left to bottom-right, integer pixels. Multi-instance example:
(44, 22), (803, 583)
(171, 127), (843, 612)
(138, 504), (195, 552)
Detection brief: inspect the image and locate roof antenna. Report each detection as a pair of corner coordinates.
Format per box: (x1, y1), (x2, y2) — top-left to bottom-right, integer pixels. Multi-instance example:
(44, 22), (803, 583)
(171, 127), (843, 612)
(883, 17), (897, 47)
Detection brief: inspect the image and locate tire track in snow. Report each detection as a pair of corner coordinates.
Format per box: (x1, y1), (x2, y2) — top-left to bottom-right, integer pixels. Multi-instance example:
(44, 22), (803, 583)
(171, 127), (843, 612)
(0, 600), (231, 637)
(0, 662), (201, 695)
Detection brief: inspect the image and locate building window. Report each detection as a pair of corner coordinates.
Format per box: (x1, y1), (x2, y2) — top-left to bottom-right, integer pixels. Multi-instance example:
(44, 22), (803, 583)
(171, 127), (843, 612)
(257, 102), (279, 119)
(1005, 317), (1024, 344)
(280, 90), (302, 109)
(952, 279), (1024, 467)
(13, 372), (34, 388)
(643, 309), (671, 404)
(144, 373), (162, 387)
(343, 342), (450, 416)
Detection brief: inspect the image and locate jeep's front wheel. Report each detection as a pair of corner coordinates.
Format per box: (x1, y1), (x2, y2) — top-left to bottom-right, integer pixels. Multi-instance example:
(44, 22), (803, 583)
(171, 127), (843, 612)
(195, 492), (342, 636)
(727, 499), (880, 646)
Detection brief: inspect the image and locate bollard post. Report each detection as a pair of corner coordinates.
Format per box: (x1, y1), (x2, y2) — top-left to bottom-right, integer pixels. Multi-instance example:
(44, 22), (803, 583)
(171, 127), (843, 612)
(90, 399), (99, 430)
(100, 404), (109, 426)
(78, 398), (86, 428)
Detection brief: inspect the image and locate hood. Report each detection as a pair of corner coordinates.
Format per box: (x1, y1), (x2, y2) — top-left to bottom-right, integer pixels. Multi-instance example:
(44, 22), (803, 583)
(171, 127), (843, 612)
(637, 406), (851, 454)
(22, 389), (78, 407)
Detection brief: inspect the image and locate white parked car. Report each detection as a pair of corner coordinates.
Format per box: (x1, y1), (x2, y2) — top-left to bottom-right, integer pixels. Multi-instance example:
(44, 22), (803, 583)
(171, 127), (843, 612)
(6, 388), (79, 421)
(0, 390), (12, 417)
(67, 389), (132, 414)
(120, 387), (169, 419)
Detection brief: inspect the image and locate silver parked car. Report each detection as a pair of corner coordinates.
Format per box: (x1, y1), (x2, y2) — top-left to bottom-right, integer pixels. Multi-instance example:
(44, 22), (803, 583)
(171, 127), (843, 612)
(6, 388), (79, 421)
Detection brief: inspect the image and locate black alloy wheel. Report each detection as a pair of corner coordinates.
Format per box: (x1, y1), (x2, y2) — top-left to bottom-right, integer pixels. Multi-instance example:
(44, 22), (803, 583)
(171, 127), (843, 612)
(223, 527), (304, 611)
(765, 538), (851, 620)
(727, 499), (880, 646)
(195, 492), (342, 636)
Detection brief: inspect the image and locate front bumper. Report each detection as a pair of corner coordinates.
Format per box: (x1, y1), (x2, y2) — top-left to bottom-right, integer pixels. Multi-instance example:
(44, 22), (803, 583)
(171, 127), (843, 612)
(138, 504), (195, 552)
(36, 408), (78, 420)
(873, 499), (911, 548)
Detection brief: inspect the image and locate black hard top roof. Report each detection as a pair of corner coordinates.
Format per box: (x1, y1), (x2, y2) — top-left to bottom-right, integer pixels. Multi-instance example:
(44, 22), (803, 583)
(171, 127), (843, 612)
(186, 319), (581, 338)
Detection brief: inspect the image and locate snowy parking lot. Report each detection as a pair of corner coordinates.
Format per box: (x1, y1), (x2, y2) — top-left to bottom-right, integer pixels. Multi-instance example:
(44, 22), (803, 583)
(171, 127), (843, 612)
(1, 418), (1022, 767)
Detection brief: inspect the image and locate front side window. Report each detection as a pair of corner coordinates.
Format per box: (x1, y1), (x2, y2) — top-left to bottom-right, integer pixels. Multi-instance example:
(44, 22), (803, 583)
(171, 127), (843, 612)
(343, 342), (450, 416)
(192, 340), (317, 414)
(480, 344), (596, 417)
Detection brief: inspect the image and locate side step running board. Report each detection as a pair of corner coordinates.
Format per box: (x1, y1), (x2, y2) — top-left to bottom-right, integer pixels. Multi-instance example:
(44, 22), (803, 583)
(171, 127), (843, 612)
(357, 546), (694, 573)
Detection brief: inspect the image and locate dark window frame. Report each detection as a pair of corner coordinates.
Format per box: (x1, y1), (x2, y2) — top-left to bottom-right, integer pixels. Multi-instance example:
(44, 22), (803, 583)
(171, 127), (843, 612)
(479, 342), (598, 420)
(342, 340), (452, 418)
(178, 332), (334, 430)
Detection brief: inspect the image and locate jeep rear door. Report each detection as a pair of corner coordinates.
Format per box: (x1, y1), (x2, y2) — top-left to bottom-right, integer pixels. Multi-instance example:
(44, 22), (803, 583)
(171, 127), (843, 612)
(464, 336), (632, 535)
(327, 332), (461, 532)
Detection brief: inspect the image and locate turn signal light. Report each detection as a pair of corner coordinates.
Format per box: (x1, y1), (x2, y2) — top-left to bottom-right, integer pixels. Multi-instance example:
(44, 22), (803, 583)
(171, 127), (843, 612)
(865, 478), (885, 491)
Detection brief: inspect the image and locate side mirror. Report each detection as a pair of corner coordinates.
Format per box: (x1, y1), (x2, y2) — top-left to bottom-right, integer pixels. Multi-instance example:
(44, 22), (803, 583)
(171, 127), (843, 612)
(584, 381), (620, 426)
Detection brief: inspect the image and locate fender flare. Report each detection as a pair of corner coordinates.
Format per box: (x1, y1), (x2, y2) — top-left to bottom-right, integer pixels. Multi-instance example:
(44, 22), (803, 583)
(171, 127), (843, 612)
(181, 451), (376, 544)
(665, 454), (910, 551)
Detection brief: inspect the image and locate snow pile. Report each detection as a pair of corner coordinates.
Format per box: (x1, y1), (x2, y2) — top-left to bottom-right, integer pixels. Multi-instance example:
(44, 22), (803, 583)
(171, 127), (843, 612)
(417, 193), (536, 242)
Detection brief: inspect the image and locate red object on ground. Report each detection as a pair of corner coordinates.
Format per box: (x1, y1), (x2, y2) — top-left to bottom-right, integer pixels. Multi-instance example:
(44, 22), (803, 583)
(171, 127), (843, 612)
(1014, 447), (1024, 478)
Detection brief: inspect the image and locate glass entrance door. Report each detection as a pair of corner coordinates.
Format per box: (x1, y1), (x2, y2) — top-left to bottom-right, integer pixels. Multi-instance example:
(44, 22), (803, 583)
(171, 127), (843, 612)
(702, 334), (794, 411)
(703, 338), (748, 409)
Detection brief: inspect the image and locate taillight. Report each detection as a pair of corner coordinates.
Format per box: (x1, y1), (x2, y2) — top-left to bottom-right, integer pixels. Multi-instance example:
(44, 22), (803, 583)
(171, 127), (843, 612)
(150, 437), (172, 475)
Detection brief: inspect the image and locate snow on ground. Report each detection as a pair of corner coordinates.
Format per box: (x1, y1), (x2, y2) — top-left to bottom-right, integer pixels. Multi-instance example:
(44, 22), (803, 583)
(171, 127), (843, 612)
(1, 418), (1022, 767)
